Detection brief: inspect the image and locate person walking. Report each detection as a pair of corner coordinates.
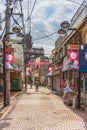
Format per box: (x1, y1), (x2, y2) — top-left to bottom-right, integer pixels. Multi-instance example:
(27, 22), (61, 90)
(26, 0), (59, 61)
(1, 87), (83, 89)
(35, 77), (39, 92)
(30, 78), (33, 89)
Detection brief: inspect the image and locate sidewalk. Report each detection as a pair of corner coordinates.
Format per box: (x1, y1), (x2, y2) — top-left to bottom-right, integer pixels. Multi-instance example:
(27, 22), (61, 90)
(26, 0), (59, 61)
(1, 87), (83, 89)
(0, 85), (87, 130)
(0, 90), (22, 104)
(0, 89), (23, 120)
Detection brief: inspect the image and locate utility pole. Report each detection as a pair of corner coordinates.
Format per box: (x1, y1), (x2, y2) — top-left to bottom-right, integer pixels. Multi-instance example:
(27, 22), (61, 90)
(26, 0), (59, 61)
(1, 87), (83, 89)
(3, 0), (11, 106)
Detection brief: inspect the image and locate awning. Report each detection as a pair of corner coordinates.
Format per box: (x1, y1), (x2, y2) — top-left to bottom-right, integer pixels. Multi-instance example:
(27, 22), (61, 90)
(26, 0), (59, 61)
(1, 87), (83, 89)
(6, 62), (13, 69)
(62, 56), (72, 72)
(47, 71), (52, 76)
(5, 62), (23, 72)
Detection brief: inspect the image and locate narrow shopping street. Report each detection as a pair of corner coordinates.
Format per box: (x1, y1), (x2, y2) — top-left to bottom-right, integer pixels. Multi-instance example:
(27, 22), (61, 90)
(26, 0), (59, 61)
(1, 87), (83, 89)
(0, 85), (87, 130)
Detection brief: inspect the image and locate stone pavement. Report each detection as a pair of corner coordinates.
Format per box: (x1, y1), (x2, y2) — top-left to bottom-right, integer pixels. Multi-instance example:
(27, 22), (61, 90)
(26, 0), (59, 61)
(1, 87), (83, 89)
(0, 85), (87, 130)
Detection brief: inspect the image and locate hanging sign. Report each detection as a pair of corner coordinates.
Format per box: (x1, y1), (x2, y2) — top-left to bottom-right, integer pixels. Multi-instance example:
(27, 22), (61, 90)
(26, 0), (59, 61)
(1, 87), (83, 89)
(28, 61), (49, 65)
(5, 48), (14, 53)
(5, 53), (14, 63)
(68, 50), (79, 62)
(68, 45), (79, 50)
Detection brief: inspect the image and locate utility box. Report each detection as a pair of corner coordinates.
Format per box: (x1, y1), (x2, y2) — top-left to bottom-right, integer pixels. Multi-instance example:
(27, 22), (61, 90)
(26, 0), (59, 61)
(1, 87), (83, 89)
(11, 79), (19, 91)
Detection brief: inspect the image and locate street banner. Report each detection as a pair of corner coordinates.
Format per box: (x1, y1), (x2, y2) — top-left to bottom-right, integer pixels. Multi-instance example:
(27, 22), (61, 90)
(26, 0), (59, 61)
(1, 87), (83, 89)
(68, 50), (79, 62)
(5, 53), (14, 63)
(28, 61), (49, 65)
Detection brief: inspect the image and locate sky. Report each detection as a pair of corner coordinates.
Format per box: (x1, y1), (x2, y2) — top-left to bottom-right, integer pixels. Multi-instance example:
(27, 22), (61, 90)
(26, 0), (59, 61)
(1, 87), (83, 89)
(0, 0), (84, 56)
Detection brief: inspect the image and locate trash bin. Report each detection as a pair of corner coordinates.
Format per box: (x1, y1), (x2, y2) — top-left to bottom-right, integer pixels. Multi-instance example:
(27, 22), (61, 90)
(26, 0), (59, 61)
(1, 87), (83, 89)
(11, 79), (19, 91)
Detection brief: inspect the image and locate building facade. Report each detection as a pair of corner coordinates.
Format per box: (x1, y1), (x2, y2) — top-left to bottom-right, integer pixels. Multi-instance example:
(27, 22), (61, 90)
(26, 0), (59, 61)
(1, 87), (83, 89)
(52, 0), (87, 101)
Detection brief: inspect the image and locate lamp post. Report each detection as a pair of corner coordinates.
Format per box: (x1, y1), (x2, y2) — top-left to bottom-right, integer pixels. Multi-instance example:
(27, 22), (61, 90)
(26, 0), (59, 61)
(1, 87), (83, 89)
(2, 0), (12, 107)
(58, 21), (81, 108)
(3, 36), (7, 107)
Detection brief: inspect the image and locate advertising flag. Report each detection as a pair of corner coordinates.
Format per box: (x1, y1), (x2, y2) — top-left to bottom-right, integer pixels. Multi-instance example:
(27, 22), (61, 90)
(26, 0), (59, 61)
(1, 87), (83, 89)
(68, 50), (79, 62)
(5, 53), (14, 63)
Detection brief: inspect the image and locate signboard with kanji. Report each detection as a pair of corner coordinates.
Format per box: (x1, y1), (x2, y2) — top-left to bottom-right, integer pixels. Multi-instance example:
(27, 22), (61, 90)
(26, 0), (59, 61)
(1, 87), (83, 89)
(5, 48), (14, 53)
(68, 45), (79, 50)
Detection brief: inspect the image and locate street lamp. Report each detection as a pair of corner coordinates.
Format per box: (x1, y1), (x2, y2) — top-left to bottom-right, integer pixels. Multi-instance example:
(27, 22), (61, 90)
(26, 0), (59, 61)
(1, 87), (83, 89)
(58, 21), (81, 108)
(12, 26), (21, 33)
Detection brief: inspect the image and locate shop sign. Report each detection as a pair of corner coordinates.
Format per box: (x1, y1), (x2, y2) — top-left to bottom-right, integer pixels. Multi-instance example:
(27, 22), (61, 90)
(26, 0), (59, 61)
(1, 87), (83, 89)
(80, 44), (87, 67)
(5, 48), (14, 53)
(68, 45), (79, 50)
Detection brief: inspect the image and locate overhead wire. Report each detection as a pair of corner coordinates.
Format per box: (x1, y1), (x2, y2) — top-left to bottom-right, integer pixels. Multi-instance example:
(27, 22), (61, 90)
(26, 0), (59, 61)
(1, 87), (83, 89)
(27, 0), (31, 34)
(32, 0), (85, 42)
(67, 0), (85, 5)
(32, 31), (58, 41)
(29, 0), (79, 42)
(32, 24), (56, 42)
(27, 0), (37, 20)
(19, 0), (25, 33)
(0, 0), (20, 38)
(60, 3), (75, 13)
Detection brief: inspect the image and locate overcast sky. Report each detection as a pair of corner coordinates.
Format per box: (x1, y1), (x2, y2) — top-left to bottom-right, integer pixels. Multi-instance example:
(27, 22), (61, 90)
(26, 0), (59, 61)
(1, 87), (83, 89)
(0, 0), (84, 56)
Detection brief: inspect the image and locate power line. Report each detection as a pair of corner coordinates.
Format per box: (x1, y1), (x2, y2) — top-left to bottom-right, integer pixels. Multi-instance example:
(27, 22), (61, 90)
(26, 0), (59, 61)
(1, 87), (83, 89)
(60, 3), (75, 13)
(67, 0), (85, 5)
(27, 0), (37, 20)
(32, 24), (55, 41)
(27, 0), (31, 34)
(32, 31), (58, 41)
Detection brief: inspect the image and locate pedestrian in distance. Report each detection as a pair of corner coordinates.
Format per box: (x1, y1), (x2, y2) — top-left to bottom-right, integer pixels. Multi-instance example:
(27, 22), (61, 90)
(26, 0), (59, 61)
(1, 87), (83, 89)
(35, 77), (39, 92)
(30, 78), (33, 89)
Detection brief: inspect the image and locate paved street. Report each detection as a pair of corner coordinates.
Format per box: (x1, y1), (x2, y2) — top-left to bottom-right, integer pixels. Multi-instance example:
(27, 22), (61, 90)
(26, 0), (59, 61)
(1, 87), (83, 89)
(0, 85), (87, 130)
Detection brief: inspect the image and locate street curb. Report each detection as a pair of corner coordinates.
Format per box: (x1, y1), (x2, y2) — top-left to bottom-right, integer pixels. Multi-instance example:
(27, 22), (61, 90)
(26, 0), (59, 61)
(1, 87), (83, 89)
(0, 91), (23, 120)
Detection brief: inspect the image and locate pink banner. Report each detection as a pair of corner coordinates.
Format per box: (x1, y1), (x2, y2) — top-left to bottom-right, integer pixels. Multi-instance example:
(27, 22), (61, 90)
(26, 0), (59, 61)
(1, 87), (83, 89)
(68, 50), (79, 62)
(28, 61), (49, 65)
(5, 53), (14, 63)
